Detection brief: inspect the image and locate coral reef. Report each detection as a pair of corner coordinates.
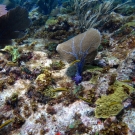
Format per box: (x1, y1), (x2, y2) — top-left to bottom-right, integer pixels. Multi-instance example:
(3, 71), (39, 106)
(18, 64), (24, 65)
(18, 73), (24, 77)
(1, 0), (135, 134)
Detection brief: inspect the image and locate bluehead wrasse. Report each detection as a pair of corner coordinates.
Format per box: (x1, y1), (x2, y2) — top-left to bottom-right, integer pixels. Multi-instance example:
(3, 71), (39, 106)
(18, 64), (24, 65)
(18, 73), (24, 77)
(77, 96), (91, 104)
(70, 60), (80, 66)
(0, 119), (14, 129)
(51, 88), (68, 92)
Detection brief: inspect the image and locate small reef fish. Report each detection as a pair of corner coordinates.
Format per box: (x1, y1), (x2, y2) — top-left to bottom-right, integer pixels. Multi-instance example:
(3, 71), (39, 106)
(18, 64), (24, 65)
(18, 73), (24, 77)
(0, 119), (14, 129)
(120, 80), (132, 83)
(70, 60), (80, 66)
(77, 96), (91, 104)
(51, 88), (68, 92)
(109, 101), (121, 106)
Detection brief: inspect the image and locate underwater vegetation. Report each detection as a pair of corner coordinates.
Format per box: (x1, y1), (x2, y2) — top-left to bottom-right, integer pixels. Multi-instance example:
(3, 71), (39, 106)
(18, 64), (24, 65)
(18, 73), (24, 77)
(73, 0), (135, 32)
(1, 46), (20, 63)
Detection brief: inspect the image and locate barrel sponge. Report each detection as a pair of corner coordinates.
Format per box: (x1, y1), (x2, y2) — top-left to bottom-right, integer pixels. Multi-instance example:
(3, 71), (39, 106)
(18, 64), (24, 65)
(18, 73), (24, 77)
(56, 28), (101, 63)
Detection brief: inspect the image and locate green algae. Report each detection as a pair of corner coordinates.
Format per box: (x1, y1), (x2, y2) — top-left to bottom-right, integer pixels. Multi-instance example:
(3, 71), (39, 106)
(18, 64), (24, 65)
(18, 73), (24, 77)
(1, 46), (20, 63)
(45, 18), (59, 25)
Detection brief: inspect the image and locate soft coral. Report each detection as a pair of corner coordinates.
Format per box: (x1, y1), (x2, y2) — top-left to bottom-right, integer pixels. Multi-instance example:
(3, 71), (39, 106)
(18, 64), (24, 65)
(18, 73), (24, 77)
(56, 28), (101, 84)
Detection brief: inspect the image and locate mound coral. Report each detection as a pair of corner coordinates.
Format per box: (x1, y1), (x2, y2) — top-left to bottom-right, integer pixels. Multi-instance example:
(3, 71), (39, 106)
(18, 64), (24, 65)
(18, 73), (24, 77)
(36, 69), (52, 88)
(95, 81), (134, 118)
(56, 28), (101, 84)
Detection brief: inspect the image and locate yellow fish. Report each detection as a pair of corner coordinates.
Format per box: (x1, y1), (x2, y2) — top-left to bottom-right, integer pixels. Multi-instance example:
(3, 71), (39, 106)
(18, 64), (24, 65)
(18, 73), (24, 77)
(51, 88), (68, 92)
(0, 119), (14, 129)
(70, 60), (80, 66)
(109, 102), (121, 106)
(120, 80), (132, 83)
(77, 96), (91, 104)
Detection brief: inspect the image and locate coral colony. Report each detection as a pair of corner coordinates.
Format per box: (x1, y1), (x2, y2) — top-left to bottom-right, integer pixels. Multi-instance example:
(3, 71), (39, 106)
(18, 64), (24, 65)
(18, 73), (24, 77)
(1, 0), (135, 135)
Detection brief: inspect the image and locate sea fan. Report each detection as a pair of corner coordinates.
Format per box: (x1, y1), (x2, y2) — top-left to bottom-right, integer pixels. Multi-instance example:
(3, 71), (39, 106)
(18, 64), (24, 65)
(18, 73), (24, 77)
(56, 28), (101, 84)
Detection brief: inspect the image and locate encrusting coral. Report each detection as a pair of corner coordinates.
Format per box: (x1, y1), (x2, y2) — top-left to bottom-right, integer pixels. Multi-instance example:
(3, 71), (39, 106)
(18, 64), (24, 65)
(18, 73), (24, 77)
(95, 81), (134, 118)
